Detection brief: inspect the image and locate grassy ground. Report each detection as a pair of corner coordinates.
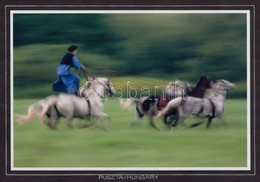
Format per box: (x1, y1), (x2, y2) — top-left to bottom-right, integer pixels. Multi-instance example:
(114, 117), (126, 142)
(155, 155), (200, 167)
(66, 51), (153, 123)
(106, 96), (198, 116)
(13, 98), (248, 168)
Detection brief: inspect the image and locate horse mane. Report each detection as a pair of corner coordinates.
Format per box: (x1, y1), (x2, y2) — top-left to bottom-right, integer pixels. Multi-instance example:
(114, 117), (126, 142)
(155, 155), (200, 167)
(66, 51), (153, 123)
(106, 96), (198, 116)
(86, 81), (91, 89)
(85, 77), (109, 89)
(95, 77), (109, 85)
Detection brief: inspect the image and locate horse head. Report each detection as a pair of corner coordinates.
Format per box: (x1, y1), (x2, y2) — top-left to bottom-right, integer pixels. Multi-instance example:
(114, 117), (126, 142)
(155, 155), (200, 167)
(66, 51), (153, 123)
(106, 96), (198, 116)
(208, 79), (235, 97)
(78, 77), (115, 98)
(103, 78), (115, 97)
(93, 77), (115, 97)
(217, 79), (236, 91)
(196, 75), (212, 89)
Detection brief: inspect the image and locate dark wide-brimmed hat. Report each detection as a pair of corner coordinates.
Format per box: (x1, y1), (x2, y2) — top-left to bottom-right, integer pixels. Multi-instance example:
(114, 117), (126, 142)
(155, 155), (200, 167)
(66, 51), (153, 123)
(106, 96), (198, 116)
(67, 45), (78, 52)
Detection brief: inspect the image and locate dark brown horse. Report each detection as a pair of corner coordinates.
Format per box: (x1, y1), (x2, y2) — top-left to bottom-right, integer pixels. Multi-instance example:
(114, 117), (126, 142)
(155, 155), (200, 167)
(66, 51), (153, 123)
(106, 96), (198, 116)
(188, 75), (212, 98)
(163, 76), (212, 126)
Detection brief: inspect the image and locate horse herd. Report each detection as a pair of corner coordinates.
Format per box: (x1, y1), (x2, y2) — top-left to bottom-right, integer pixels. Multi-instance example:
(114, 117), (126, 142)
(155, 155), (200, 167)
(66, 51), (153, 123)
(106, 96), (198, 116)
(16, 76), (235, 130)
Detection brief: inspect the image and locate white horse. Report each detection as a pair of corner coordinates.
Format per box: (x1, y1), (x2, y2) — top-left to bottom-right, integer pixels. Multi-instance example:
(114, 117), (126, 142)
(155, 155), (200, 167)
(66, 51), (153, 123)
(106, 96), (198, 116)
(16, 77), (115, 129)
(120, 80), (192, 130)
(156, 79), (235, 128)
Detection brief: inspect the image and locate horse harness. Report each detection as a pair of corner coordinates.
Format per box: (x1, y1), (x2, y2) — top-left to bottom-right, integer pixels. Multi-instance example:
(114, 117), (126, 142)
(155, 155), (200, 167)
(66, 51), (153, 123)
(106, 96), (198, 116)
(195, 98), (216, 119)
(85, 97), (92, 117)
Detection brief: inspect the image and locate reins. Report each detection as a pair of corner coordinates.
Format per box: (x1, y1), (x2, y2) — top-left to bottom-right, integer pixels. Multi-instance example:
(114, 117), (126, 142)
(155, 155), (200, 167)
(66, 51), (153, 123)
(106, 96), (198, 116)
(83, 68), (107, 88)
(84, 68), (114, 97)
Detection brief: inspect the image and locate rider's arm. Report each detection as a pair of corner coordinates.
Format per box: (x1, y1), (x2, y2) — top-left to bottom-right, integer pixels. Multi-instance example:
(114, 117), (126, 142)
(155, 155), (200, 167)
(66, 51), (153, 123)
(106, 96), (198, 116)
(72, 56), (94, 79)
(72, 56), (83, 69)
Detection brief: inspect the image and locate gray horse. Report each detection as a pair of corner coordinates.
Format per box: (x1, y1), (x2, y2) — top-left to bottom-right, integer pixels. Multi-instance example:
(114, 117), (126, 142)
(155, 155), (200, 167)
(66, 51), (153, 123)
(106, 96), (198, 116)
(156, 79), (235, 128)
(17, 77), (115, 129)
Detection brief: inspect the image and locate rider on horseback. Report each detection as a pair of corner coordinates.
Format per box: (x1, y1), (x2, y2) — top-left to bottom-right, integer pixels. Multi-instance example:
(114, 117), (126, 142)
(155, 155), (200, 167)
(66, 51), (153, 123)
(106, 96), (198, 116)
(52, 45), (91, 95)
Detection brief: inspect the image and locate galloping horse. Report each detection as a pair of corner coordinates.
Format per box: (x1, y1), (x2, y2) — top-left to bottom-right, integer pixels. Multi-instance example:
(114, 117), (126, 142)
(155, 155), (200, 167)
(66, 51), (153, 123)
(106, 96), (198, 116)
(17, 77), (115, 129)
(120, 80), (192, 130)
(163, 76), (212, 126)
(157, 79), (235, 128)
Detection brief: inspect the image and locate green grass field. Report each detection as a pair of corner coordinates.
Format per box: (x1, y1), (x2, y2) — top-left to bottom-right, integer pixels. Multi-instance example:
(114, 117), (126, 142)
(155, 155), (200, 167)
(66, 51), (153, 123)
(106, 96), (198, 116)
(13, 98), (248, 168)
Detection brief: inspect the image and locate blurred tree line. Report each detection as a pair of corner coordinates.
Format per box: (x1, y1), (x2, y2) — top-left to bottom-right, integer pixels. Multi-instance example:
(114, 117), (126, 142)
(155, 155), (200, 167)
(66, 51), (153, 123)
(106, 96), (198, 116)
(13, 13), (247, 98)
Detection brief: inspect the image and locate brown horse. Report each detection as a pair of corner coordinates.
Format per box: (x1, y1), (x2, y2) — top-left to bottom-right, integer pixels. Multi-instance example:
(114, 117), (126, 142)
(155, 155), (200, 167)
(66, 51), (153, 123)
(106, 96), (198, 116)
(188, 75), (212, 98)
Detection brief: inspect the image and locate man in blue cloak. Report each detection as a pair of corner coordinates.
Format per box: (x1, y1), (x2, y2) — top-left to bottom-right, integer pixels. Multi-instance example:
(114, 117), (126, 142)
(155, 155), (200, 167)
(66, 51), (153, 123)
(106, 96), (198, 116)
(52, 45), (89, 95)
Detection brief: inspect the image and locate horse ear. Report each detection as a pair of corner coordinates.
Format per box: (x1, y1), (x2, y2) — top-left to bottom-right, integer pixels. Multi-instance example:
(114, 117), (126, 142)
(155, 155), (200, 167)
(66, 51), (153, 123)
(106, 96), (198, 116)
(78, 86), (86, 97)
(86, 81), (91, 88)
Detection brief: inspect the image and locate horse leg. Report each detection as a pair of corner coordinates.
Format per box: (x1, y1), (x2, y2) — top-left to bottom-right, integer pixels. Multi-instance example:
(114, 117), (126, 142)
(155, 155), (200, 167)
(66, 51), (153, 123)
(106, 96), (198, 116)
(65, 117), (74, 128)
(169, 109), (186, 129)
(46, 107), (59, 129)
(190, 120), (205, 128)
(79, 117), (95, 128)
(167, 109), (179, 127)
(131, 105), (144, 127)
(163, 115), (172, 129)
(147, 113), (159, 131)
(168, 117), (182, 132)
(92, 111), (110, 130)
(163, 109), (178, 129)
(170, 117), (183, 129)
(146, 105), (159, 130)
(206, 117), (213, 128)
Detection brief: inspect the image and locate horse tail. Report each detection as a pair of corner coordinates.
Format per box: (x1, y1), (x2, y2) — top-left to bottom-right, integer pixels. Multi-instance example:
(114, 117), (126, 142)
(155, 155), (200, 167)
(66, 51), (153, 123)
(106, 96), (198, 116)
(119, 98), (140, 110)
(156, 97), (182, 119)
(16, 103), (43, 124)
(16, 95), (58, 124)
